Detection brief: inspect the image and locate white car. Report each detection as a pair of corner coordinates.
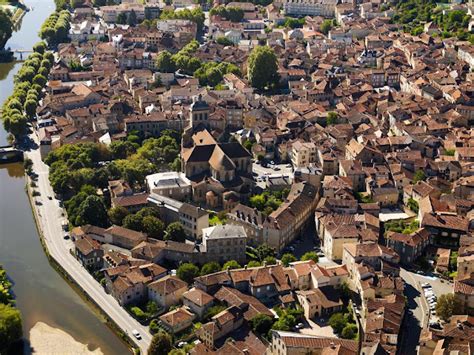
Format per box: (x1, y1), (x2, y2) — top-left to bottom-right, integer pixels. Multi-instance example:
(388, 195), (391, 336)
(132, 329), (141, 340)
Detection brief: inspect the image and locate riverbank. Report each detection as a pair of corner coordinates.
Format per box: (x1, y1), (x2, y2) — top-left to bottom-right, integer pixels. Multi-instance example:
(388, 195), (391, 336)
(24, 171), (136, 354)
(30, 322), (103, 355)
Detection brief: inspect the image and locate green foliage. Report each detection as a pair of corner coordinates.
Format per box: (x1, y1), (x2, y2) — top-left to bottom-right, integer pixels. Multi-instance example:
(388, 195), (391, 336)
(0, 10), (13, 49)
(164, 222), (186, 242)
(155, 50), (176, 73)
(148, 331), (172, 355)
(407, 198), (419, 214)
(216, 37), (234, 46)
(201, 262), (221, 276)
(247, 260), (261, 267)
(246, 244), (275, 262)
(385, 219), (419, 235)
(149, 319), (161, 334)
(450, 251), (458, 271)
(281, 17), (305, 29)
(177, 263), (199, 283)
(210, 6), (244, 22)
(341, 324), (358, 339)
(203, 305), (226, 321)
(249, 189), (289, 216)
(413, 170), (426, 183)
(109, 140), (137, 159)
(272, 307), (302, 331)
(0, 303), (22, 352)
(129, 306), (147, 322)
(39, 11), (71, 45)
(326, 111), (337, 126)
(160, 8), (205, 31)
(328, 313), (346, 333)
(222, 260), (241, 270)
(250, 314), (274, 335)
(33, 41), (47, 54)
(194, 61), (240, 87)
(247, 46), (279, 90)
(75, 195), (109, 227)
(264, 256), (276, 265)
(108, 206), (129, 225)
(142, 215), (164, 239)
(320, 19), (333, 35)
(0, 267), (13, 305)
(436, 293), (462, 322)
(445, 149), (455, 156)
(281, 253), (297, 266)
(116, 12), (127, 25)
(301, 251), (318, 263)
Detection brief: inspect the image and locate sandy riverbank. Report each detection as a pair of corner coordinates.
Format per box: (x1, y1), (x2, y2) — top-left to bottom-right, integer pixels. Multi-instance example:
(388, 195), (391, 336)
(29, 322), (104, 355)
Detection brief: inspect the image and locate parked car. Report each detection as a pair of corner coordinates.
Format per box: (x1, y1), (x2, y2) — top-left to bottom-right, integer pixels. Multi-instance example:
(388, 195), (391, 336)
(132, 330), (141, 340)
(63, 233), (70, 240)
(295, 323), (304, 329)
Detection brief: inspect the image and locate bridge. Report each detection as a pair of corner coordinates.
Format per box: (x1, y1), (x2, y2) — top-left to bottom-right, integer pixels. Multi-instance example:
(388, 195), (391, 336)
(0, 145), (24, 164)
(9, 49), (34, 60)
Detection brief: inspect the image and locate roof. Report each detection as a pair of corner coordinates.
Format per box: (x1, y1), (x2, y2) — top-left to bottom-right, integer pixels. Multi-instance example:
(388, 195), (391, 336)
(112, 193), (149, 208)
(214, 286), (273, 321)
(74, 236), (102, 256)
(159, 307), (195, 327)
(106, 225), (147, 242)
(296, 286), (343, 310)
(183, 287), (215, 307)
(273, 331), (359, 353)
(148, 275), (188, 295)
(422, 213), (469, 233)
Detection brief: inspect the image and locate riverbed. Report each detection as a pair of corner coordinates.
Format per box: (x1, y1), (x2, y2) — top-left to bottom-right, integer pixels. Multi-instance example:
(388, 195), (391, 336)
(0, 0), (130, 354)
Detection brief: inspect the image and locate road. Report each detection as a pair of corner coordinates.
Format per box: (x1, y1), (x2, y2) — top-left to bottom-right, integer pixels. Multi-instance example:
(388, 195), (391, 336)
(398, 268), (454, 354)
(25, 136), (152, 354)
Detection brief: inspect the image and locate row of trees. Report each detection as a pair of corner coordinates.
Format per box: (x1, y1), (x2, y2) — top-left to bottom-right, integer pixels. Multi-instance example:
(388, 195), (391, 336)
(0, 266), (23, 352)
(209, 6), (244, 23)
(159, 8), (205, 32)
(39, 10), (71, 45)
(1, 43), (54, 138)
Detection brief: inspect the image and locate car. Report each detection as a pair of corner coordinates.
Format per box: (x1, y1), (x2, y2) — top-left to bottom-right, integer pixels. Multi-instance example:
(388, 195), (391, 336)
(35, 200), (42, 206)
(132, 330), (141, 340)
(317, 252), (325, 257)
(295, 323), (304, 329)
(274, 167), (281, 171)
(417, 270), (424, 275)
(288, 246), (295, 252)
(177, 341), (187, 348)
(47, 196), (52, 200)
(270, 161), (275, 165)
(430, 322), (442, 330)
(286, 164), (292, 168)
(421, 283), (431, 288)
(63, 234), (70, 240)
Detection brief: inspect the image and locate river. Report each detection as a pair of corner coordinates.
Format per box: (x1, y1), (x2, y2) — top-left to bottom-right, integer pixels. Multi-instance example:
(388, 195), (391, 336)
(0, 1), (130, 354)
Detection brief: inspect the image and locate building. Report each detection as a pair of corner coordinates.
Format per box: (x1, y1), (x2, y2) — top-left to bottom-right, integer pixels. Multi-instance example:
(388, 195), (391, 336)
(147, 275), (188, 309)
(283, 0), (337, 17)
(296, 286), (343, 319)
(74, 236), (104, 270)
(182, 288), (215, 320)
(159, 307), (195, 334)
(226, 203), (265, 246)
(146, 172), (192, 200)
(263, 182), (319, 252)
(290, 141), (317, 169)
(201, 225), (247, 265)
(148, 193), (209, 239)
(268, 331), (359, 355)
(199, 306), (244, 349)
(386, 228), (431, 264)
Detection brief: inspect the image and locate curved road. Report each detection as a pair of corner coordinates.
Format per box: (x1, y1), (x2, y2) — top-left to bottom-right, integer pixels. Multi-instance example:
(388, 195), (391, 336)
(26, 135), (152, 354)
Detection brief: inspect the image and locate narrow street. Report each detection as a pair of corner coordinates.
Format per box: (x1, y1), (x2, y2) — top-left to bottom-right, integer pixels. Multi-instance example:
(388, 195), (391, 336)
(25, 134), (152, 354)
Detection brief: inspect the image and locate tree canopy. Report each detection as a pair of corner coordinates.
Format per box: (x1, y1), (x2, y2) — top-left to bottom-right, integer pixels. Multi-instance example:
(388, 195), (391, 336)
(247, 46), (279, 90)
(177, 263), (199, 283)
(148, 331), (172, 355)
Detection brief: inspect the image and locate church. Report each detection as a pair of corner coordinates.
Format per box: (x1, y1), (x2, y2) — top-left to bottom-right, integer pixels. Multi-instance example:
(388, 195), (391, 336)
(181, 95), (254, 209)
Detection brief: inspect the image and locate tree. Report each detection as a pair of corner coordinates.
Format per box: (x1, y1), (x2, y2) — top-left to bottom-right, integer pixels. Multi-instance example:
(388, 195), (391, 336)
(320, 19), (333, 35)
(249, 194), (266, 210)
(0, 303), (23, 351)
(24, 99), (38, 118)
(341, 324), (358, 339)
(413, 170), (426, 183)
(164, 222), (186, 242)
(326, 111), (337, 126)
(281, 253), (297, 266)
(76, 195), (109, 227)
(436, 293), (462, 322)
(142, 216), (164, 239)
(272, 314), (296, 331)
(247, 260), (261, 267)
(156, 51), (176, 73)
(301, 251), (318, 263)
(263, 256), (276, 265)
(203, 305), (226, 321)
(116, 12), (127, 24)
(33, 74), (47, 87)
(33, 41), (47, 54)
(201, 262), (221, 276)
(216, 37), (234, 46)
(246, 244), (275, 262)
(108, 206), (129, 225)
(148, 331), (172, 355)
(247, 46), (279, 90)
(146, 300), (159, 315)
(177, 263), (199, 283)
(127, 9), (137, 26)
(328, 313), (347, 334)
(222, 260), (241, 270)
(0, 10), (13, 48)
(250, 314), (274, 335)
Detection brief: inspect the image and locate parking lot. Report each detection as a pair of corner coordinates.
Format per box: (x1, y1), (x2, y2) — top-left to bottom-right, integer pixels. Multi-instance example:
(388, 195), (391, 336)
(252, 162), (294, 187)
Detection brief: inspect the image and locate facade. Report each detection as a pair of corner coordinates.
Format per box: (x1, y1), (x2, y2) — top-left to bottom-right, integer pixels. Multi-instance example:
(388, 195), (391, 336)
(296, 286), (343, 319)
(283, 0), (337, 17)
(146, 172), (192, 200)
(74, 236), (104, 270)
(201, 225), (247, 265)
